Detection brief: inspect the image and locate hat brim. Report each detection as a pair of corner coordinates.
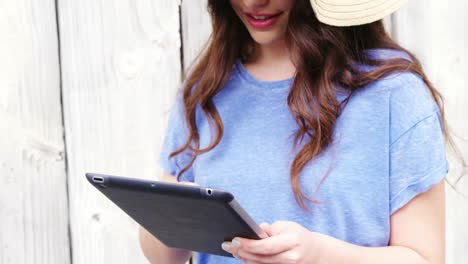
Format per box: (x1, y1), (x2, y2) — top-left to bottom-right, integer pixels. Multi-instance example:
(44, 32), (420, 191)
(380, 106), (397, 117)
(311, 0), (409, 27)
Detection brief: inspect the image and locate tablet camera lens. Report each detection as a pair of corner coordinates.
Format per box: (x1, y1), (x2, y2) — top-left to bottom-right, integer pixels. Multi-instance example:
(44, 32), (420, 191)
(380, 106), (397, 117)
(206, 188), (213, 196)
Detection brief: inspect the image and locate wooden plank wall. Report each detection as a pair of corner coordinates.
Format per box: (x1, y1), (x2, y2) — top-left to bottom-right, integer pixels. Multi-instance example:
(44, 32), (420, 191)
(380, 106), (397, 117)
(0, 1), (70, 264)
(0, 0), (466, 263)
(181, 0), (212, 72)
(57, 0), (182, 263)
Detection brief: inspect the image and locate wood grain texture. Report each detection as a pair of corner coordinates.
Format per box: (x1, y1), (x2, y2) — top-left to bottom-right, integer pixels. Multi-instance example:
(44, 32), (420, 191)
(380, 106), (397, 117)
(392, 1), (468, 263)
(181, 0), (212, 74)
(0, 1), (70, 263)
(57, 0), (182, 263)
(383, 16), (393, 35)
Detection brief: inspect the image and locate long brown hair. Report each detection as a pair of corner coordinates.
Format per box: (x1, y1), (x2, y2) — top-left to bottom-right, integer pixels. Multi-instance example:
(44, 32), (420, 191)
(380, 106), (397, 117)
(170, 0), (455, 211)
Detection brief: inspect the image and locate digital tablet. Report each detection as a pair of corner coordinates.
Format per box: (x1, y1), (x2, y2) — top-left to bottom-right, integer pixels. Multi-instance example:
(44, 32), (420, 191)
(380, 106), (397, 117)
(85, 172), (268, 258)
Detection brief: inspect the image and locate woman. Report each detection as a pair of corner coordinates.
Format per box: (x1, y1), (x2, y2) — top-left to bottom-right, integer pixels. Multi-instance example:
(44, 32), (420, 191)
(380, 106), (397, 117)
(140, 0), (449, 263)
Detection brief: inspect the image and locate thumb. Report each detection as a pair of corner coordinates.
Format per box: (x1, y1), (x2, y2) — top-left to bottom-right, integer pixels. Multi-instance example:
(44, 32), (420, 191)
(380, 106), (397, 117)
(259, 222), (273, 236)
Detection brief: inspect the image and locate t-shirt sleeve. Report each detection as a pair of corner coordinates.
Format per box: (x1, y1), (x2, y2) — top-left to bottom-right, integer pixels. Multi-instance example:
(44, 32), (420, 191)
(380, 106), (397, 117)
(389, 73), (449, 215)
(158, 90), (195, 182)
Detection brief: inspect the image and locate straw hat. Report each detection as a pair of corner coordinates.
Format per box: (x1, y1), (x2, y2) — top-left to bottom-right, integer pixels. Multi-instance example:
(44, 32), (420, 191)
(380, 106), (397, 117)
(310, 0), (409, 27)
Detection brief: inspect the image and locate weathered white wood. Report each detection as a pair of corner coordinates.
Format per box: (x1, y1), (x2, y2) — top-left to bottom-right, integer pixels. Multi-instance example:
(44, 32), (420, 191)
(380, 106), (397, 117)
(393, 1), (468, 263)
(181, 0), (212, 73)
(383, 15), (393, 35)
(0, 1), (70, 264)
(58, 0), (182, 263)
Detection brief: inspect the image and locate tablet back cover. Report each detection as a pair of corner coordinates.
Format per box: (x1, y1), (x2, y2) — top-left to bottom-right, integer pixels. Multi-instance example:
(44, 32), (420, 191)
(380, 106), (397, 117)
(86, 173), (261, 258)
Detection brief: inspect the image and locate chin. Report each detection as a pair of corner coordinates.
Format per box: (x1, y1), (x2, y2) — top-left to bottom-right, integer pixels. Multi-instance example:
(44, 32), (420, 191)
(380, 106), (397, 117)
(250, 32), (283, 46)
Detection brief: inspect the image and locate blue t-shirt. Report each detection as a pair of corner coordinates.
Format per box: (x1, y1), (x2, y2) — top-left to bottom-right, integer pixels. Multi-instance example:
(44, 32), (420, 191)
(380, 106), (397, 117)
(159, 48), (449, 264)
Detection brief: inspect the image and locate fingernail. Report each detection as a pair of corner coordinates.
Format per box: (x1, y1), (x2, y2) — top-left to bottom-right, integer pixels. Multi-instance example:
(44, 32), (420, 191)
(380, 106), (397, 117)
(232, 238), (241, 248)
(221, 242), (230, 252)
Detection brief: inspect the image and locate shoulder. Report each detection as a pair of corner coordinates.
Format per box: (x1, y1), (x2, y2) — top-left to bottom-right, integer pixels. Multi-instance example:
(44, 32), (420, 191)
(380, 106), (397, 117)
(353, 68), (438, 116)
(357, 48), (440, 118)
(385, 71), (441, 144)
(358, 70), (441, 145)
(386, 71), (438, 115)
(348, 50), (442, 140)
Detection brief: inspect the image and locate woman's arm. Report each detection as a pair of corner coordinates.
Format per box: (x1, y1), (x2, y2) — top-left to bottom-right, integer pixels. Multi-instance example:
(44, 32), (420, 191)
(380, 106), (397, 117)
(322, 180), (445, 264)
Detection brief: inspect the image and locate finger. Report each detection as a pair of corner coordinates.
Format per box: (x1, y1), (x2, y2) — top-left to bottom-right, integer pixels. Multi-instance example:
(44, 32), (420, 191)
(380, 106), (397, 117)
(241, 250), (302, 264)
(236, 234), (297, 255)
(268, 221), (292, 235)
(259, 222), (274, 237)
(256, 250), (302, 264)
(232, 254), (244, 262)
(236, 249), (273, 264)
(259, 222), (270, 231)
(222, 241), (240, 257)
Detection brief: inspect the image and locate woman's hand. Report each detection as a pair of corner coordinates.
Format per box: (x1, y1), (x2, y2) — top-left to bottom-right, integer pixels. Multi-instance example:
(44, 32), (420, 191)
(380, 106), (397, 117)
(221, 221), (334, 264)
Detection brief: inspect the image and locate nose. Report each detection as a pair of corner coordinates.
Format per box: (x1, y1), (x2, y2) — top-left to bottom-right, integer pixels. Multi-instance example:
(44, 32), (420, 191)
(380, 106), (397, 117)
(243, 0), (269, 9)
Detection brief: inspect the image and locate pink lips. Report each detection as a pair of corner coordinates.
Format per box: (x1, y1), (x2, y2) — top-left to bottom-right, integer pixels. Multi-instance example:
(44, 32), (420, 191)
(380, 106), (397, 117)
(245, 12), (282, 30)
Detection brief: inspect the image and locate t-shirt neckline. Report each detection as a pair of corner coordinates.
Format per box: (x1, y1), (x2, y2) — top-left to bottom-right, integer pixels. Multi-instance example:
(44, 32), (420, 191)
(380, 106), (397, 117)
(234, 59), (295, 89)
